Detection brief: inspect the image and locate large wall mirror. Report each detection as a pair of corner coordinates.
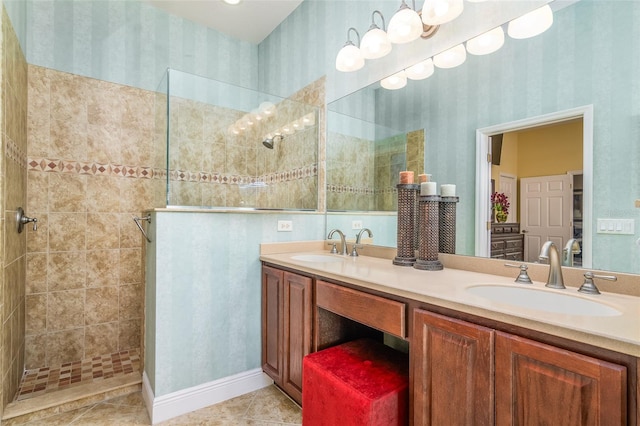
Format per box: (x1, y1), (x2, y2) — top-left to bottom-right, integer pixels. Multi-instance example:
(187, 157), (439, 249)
(326, 0), (639, 275)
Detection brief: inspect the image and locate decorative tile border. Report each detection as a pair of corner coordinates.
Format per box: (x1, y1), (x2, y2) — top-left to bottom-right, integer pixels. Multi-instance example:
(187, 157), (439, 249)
(8, 139), (28, 168)
(28, 157), (317, 186)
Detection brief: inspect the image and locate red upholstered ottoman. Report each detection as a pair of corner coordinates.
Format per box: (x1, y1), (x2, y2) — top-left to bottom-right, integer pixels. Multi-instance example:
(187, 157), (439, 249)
(302, 338), (409, 426)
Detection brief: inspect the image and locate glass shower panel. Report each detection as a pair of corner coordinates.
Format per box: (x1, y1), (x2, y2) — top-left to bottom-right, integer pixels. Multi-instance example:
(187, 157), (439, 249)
(165, 69), (319, 210)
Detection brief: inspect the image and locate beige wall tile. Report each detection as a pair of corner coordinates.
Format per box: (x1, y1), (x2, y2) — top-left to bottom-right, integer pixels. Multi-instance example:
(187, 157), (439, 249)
(25, 334), (46, 369)
(87, 122), (122, 164)
(119, 284), (142, 321)
(48, 251), (86, 291)
(86, 213), (120, 250)
(86, 176), (120, 213)
(119, 249), (141, 285)
(26, 294), (47, 334)
(118, 319), (141, 351)
(84, 322), (118, 356)
(26, 252), (48, 294)
(48, 173), (86, 213)
(47, 290), (84, 330)
(45, 328), (84, 366)
(119, 213), (142, 249)
(85, 287), (118, 325)
(86, 249), (119, 288)
(27, 170), (48, 214)
(48, 212), (86, 252)
(50, 119), (87, 161)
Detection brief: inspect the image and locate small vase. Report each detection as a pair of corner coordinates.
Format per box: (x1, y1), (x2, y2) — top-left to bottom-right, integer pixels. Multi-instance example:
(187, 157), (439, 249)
(496, 212), (508, 223)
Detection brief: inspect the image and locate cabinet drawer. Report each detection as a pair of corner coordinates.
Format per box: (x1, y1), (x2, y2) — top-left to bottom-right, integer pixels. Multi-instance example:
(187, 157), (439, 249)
(504, 251), (523, 261)
(316, 280), (406, 338)
(491, 240), (506, 251)
(505, 238), (523, 250)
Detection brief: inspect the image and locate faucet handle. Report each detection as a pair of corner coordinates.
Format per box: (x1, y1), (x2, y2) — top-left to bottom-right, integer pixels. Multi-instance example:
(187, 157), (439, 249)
(578, 271), (617, 295)
(327, 241), (338, 254)
(505, 263), (533, 284)
(349, 243), (363, 257)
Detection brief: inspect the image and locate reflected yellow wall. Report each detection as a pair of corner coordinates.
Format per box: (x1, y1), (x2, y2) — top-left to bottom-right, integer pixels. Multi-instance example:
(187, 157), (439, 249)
(517, 120), (583, 177)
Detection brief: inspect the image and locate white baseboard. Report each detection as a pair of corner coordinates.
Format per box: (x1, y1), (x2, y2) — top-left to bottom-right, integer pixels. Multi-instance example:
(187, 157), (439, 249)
(142, 369), (273, 424)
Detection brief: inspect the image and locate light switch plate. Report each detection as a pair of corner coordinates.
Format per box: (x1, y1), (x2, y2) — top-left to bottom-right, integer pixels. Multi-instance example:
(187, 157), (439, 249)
(596, 218), (634, 235)
(277, 220), (293, 232)
(635, 199), (640, 208)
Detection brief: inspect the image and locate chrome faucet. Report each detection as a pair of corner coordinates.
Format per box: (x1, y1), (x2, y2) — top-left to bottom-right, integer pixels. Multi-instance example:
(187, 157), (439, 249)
(562, 239), (581, 266)
(350, 228), (373, 257)
(327, 229), (348, 255)
(538, 241), (565, 289)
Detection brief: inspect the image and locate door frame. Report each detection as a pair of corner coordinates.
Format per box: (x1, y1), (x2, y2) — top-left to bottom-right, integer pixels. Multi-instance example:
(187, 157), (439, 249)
(475, 105), (593, 268)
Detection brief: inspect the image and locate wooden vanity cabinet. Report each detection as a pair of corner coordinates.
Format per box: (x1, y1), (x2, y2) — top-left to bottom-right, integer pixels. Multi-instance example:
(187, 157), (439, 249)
(495, 332), (627, 425)
(411, 309), (494, 425)
(261, 266), (313, 404)
(412, 308), (629, 426)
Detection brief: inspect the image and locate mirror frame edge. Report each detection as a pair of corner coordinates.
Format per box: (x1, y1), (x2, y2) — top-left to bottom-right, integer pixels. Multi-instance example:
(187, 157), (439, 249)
(475, 104), (593, 269)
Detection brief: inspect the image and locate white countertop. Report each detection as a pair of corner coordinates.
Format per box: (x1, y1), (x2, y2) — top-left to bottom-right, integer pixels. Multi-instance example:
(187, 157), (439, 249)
(260, 249), (640, 357)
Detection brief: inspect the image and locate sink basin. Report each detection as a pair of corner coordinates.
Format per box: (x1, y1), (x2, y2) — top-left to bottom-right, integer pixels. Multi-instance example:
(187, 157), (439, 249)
(466, 284), (622, 317)
(291, 254), (345, 263)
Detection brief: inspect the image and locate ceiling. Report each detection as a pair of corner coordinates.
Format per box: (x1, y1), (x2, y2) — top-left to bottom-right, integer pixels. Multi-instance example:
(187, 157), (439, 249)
(145, 0), (304, 44)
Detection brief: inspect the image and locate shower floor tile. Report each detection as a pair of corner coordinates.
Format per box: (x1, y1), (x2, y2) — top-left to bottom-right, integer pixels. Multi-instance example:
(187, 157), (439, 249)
(15, 349), (140, 401)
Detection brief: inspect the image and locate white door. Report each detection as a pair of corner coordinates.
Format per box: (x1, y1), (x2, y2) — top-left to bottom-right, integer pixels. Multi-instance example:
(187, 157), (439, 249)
(499, 173), (517, 223)
(520, 174), (572, 262)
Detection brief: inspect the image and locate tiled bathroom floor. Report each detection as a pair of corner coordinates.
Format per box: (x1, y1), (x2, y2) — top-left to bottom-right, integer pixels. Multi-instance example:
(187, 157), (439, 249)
(16, 350), (141, 401)
(8, 385), (302, 425)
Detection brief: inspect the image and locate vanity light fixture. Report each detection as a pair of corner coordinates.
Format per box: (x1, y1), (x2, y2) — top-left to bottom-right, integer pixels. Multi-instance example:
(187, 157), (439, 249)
(222, 0), (241, 5)
(433, 43), (466, 68)
(421, 0), (464, 26)
(405, 58), (435, 80)
(336, 27), (365, 72)
(507, 4), (554, 39)
(360, 10), (392, 59)
(381, 70), (408, 90)
(387, 0), (423, 44)
(466, 26), (504, 55)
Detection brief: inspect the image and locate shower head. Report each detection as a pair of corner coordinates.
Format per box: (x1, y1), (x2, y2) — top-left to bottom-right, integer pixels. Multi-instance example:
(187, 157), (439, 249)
(262, 134), (283, 149)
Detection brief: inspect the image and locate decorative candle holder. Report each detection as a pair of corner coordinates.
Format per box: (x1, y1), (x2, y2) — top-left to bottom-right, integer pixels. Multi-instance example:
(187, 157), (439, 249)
(414, 195), (443, 271)
(439, 196), (459, 254)
(393, 184), (419, 266)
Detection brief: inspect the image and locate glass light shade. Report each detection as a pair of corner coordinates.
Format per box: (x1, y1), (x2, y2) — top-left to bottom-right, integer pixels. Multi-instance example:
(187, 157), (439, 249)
(405, 58), (435, 80)
(421, 0), (464, 25)
(380, 71), (408, 90)
(336, 43), (365, 72)
(508, 5), (553, 39)
(361, 27), (392, 59)
(466, 26), (504, 55)
(433, 44), (466, 68)
(387, 7), (423, 44)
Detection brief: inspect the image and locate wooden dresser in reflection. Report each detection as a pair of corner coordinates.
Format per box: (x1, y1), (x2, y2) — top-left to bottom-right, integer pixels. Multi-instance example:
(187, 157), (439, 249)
(490, 223), (524, 261)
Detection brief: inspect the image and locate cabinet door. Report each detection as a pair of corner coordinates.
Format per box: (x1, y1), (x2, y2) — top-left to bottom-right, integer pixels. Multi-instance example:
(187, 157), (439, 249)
(412, 309), (494, 425)
(495, 332), (627, 426)
(261, 266), (283, 382)
(281, 272), (313, 404)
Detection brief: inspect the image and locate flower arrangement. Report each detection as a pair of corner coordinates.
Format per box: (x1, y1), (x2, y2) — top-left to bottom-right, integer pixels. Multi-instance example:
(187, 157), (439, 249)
(491, 192), (510, 222)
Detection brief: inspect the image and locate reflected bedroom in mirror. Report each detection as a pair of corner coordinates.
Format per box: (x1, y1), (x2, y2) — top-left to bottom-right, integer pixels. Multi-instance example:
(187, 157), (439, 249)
(326, 0), (639, 275)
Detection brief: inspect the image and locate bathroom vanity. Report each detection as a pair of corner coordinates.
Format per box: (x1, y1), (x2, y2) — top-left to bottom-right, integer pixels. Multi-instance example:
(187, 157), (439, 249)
(260, 243), (640, 425)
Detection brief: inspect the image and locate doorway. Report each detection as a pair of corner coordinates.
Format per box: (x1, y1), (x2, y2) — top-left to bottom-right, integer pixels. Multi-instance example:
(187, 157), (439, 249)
(475, 105), (593, 268)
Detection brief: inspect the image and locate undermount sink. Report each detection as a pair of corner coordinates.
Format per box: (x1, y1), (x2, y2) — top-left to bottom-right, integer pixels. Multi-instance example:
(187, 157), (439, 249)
(291, 254), (345, 263)
(466, 284), (622, 317)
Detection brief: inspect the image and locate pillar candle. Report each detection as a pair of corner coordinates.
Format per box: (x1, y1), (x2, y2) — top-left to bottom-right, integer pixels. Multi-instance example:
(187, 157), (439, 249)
(399, 171), (414, 184)
(420, 182), (437, 196)
(441, 184), (456, 197)
(418, 174), (428, 183)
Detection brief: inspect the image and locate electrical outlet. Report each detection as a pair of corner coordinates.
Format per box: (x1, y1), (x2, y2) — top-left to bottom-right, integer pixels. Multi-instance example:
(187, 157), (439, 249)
(277, 220), (293, 232)
(352, 220), (363, 230)
(635, 199), (640, 208)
